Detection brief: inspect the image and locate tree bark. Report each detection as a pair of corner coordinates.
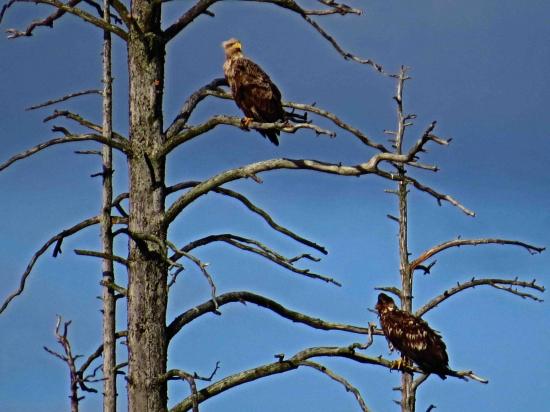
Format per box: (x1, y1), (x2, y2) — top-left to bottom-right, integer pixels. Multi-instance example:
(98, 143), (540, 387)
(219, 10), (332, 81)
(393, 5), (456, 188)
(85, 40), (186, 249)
(126, 2), (168, 412)
(101, 1), (117, 411)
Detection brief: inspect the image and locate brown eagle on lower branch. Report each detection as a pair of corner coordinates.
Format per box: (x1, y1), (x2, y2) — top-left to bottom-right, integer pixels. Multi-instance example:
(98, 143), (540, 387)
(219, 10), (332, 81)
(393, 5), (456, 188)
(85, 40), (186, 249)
(223, 38), (286, 145)
(376, 293), (452, 380)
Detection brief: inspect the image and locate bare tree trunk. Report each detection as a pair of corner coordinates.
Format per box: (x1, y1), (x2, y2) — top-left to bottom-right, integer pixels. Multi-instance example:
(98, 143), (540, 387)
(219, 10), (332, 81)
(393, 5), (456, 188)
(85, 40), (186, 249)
(126, 2), (168, 412)
(394, 67), (415, 412)
(101, 1), (116, 410)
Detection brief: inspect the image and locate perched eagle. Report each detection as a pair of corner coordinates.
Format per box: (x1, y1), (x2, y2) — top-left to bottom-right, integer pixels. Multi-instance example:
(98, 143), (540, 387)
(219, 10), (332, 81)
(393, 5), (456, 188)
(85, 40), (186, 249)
(222, 38), (285, 145)
(376, 293), (452, 379)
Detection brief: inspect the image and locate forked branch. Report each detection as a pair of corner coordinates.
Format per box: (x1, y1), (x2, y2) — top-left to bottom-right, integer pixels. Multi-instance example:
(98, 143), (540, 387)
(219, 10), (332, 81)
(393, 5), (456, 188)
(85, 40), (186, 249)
(170, 346), (412, 412)
(159, 115), (335, 158)
(43, 316), (99, 412)
(410, 238), (545, 272)
(0, 133), (130, 173)
(416, 277), (545, 317)
(1, 0), (128, 39)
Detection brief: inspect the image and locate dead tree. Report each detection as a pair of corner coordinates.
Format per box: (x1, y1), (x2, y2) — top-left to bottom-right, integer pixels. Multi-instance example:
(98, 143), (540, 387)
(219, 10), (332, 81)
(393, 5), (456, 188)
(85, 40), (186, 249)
(376, 67), (545, 412)
(0, 2), (544, 412)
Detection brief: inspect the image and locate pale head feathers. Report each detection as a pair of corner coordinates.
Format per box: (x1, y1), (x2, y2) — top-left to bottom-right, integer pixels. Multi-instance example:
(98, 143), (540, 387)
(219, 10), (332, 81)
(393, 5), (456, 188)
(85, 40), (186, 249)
(222, 38), (243, 58)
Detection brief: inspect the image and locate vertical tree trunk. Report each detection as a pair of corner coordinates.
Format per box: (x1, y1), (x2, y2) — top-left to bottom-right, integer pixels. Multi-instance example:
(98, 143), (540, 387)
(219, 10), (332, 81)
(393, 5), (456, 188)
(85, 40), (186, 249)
(101, 1), (117, 411)
(126, 2), (168, 412)
(394, 66), (415, 412)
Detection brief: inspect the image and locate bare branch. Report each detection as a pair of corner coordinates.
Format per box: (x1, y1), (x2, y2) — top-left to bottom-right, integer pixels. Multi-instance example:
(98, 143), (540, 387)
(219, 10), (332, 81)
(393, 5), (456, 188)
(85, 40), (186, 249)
(0, 133), (130, 173)
(411, 238), (545, 271)
(285, 100), (389, 152)
(44, 316), (98, 412)
(166, 240), (219, 309)
(77, 331), (127, 377)
(74, 249), (129, 266)
(163, 0), (218, 41)
(203, 88), (390, 153)
(172, 233), (338, 286)
(165, 78), (228, 138)
(26, 89), (102, 111)
(301, 361), (370, 412)
(376, 168), (475, 216)
(44, 110), (127, 141)
(0, 215), (126, 315)
(164, 154), (420, 225)
(167, 290), (375, 340)
(416, 277), (545, 317)
(159, 115), (335, 158)
(2, 0), (127, 40)
(170, 346), (401, 412)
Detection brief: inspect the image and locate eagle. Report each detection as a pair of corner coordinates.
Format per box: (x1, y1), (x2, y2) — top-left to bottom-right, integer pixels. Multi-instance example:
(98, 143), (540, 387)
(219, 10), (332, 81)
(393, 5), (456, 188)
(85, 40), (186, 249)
(375, 293), (452, 379)
(222, 38), (285, 145)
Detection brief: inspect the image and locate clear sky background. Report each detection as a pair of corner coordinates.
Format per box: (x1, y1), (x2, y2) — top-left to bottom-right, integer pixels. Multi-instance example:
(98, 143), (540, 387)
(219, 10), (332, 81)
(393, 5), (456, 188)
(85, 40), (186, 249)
(1, 1), (549, 411)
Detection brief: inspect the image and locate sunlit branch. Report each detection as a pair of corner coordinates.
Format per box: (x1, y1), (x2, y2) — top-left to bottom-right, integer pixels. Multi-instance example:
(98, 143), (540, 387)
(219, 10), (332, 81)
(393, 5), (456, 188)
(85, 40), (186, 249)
(415, 277), (545, 317)
(164, 153), (418, 225)
(44, 110), (127, 141)
(204, 87), (390, 152)
(159, 115), (335, 158)
(170, 346), (400, 412)
(410, 238), (545, 271)
(0, 133), (130, 173)
(167, 290), (375, 340)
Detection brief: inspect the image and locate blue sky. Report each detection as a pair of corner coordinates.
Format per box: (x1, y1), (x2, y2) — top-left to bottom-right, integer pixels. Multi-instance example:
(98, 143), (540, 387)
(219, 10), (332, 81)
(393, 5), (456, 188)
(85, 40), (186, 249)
(1, 1), (549, 411)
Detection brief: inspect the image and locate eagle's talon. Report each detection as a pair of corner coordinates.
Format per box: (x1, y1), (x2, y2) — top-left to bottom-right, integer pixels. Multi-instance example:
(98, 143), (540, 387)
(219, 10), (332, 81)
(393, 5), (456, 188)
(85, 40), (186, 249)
(391, 357), (406, 371)
(240, 117), (253, 130)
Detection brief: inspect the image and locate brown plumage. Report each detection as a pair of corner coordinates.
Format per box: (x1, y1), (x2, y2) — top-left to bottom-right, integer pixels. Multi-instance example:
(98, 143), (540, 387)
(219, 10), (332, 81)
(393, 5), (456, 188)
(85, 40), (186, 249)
(222, 38), (285, 145)
(376, 293), (451, 379)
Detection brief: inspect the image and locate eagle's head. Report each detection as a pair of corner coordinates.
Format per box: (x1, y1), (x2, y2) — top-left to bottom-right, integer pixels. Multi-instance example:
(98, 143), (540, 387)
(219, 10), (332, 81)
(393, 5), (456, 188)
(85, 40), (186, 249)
(375, 293), (396, 314)
(222, 38), (243, 58)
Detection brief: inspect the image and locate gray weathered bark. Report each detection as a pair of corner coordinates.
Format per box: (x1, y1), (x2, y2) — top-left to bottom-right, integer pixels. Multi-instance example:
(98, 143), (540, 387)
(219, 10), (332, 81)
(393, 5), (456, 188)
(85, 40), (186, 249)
(126, 2), (168, 411)
(101, 0), (117, 410)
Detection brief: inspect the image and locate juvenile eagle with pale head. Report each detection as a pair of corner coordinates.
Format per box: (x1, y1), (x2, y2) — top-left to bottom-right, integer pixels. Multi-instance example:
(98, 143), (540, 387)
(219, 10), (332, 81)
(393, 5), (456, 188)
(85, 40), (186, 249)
(376, 293), (452, 379)
(222, 38), (285, 145)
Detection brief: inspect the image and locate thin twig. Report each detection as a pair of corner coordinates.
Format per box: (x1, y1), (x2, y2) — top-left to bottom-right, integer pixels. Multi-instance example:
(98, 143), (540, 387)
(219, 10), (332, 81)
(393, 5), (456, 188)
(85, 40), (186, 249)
(26, 89), (102, 110)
